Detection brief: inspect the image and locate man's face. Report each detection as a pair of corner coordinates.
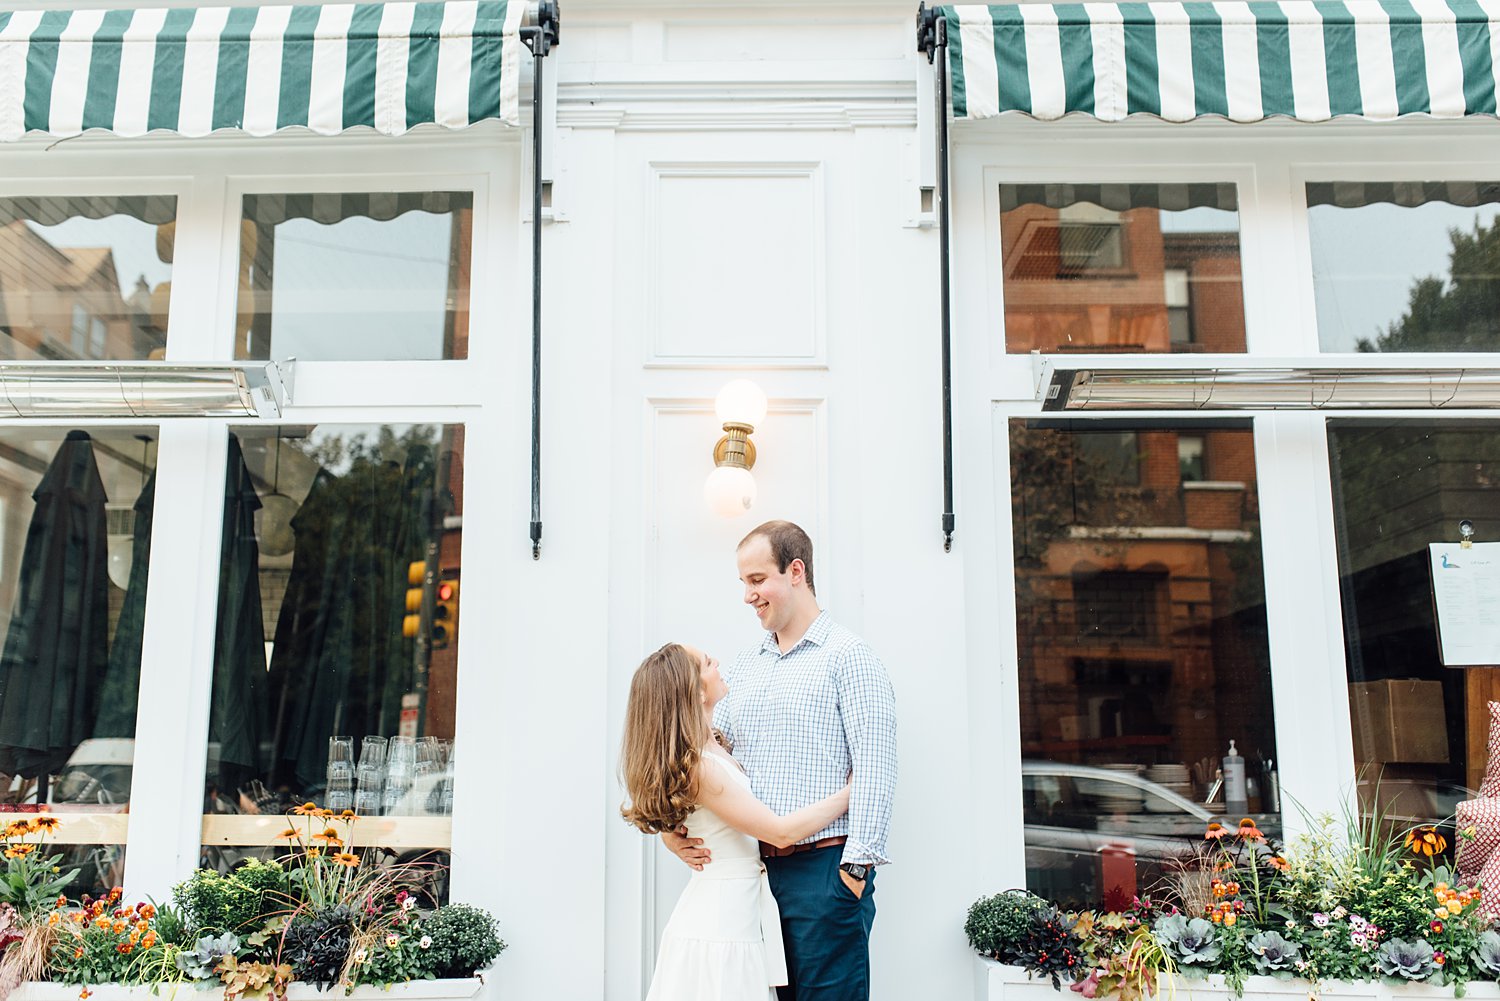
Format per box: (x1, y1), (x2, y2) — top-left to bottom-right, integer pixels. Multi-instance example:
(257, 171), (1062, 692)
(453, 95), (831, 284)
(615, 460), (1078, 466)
(737, 536), (799, 635)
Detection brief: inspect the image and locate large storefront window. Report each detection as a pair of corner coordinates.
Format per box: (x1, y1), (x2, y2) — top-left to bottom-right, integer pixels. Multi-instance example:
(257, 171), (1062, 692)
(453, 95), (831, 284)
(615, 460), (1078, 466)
(234, 193), (473, 362)
(999, 183), (1246, 354)
(200, 424), (463, 902)
(0, 196), (175, 361)
(1010, 420), (1278, 911)
(1309, 182), (1500, 353)
(1329, 422), (1500, 843)
(0, 427), (158, 895)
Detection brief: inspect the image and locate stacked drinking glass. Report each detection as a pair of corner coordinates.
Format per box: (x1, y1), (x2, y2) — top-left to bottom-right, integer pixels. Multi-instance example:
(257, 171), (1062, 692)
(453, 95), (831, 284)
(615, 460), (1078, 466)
(356, 736), (387, 816)
(326, 736), (355, 812)
(384, 736), (417, 814)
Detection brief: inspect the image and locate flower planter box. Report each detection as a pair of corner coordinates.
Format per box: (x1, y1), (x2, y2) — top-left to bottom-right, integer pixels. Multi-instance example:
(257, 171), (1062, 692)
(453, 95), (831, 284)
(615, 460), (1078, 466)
(977, 958), (1500, 1001)
(6, 979), (484, 1001)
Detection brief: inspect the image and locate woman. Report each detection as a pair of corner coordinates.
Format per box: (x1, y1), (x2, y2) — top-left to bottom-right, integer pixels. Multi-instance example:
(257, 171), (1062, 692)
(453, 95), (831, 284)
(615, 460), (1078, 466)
(621, 642), (850, 1001)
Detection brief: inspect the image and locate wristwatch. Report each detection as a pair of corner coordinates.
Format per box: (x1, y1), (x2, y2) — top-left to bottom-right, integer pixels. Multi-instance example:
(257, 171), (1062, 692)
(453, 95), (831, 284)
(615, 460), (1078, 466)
(839, 862), (868, 881)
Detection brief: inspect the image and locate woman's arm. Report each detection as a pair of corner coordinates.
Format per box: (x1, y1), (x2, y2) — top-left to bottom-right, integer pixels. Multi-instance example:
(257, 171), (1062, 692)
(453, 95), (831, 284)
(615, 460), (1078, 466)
(695, 762), (849, 849)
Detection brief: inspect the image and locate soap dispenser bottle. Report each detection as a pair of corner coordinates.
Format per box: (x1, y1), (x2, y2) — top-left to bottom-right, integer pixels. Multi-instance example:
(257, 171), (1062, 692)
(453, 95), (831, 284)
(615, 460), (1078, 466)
(1223, 740), (1249, 817)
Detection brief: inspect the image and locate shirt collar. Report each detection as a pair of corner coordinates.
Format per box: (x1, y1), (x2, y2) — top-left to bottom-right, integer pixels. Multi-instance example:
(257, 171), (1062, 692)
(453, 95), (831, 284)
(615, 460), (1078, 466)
(761, 609), (831, 656)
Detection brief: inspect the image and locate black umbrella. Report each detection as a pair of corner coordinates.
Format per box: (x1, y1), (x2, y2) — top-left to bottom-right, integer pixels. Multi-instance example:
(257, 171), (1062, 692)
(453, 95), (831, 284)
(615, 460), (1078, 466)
(0, 431), (110, 780)
(209, 435), (270, 801)
(94, 471), (155, 739)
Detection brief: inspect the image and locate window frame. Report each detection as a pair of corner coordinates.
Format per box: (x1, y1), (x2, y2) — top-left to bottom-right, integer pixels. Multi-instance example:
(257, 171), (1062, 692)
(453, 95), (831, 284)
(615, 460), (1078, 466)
(0, 132), (524, 907)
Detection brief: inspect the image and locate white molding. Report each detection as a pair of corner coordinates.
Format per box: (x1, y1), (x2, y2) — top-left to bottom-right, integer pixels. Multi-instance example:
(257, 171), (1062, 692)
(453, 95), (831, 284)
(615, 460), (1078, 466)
(642, 161), (828, 370)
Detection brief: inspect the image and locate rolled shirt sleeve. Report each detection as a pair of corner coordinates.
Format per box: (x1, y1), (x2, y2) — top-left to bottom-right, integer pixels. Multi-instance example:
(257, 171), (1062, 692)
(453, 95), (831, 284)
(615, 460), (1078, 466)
(836, 642), (897, 867)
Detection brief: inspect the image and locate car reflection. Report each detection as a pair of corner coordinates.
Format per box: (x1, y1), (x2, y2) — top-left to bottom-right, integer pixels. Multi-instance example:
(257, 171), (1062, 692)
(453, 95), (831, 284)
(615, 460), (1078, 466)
(1022, 761), (1280, 911)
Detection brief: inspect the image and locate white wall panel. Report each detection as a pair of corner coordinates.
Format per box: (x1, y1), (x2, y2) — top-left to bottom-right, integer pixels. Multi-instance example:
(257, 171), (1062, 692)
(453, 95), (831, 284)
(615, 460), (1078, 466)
(646, 164), (826, 367)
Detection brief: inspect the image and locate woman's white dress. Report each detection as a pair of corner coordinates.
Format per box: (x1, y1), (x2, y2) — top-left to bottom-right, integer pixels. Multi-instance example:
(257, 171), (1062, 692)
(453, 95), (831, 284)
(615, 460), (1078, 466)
(646, 750), (785, 1001)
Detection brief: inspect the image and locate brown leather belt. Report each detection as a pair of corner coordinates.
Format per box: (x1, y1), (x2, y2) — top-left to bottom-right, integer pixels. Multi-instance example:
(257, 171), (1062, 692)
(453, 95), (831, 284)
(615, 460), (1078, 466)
(759, 835), (846, 859)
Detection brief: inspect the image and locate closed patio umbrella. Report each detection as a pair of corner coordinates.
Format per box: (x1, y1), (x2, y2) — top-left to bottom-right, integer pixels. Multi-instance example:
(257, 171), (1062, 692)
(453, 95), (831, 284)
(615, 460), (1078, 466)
(0, 431), (110, 781)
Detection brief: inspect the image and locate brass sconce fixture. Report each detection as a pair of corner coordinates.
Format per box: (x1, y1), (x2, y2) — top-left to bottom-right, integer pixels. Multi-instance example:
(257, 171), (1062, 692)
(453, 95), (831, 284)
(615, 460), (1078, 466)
(703, 380), (767, 517)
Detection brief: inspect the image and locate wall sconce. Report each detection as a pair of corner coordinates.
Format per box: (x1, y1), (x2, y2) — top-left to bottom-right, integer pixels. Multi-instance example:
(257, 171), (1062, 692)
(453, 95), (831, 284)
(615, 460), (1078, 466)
(703, 379), (767, 518)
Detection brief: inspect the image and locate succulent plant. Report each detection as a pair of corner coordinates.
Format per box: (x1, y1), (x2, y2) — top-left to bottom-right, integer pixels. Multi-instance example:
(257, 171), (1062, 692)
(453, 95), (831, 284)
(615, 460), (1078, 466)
(176, 931), (242, 980)
(1246, 930), (1301, 973)
(1476, 931), (1500, 979)
(1153, 915), (1222, 966)
(1376, 938), (1437, 981)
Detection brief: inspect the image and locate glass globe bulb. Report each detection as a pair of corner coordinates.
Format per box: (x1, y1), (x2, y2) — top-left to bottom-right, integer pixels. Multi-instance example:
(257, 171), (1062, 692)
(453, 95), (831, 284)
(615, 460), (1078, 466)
(106, 536), (134, 590)
(703, 465), (757, 518)
(256, 492), (300, 557)
(715, 379), (768, 428)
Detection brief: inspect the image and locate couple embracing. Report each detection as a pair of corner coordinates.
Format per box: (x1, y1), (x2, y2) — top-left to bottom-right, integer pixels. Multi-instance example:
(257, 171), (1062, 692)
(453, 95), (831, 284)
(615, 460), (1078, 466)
(621, 520), (898, 1001)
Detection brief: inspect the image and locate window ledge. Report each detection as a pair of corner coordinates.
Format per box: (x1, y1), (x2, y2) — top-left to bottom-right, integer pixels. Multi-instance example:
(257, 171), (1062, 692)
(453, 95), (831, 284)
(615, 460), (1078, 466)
(1182, 480), (1246, 492)
(977, 958), (1500, 998)
(8, 978), (484, 1001)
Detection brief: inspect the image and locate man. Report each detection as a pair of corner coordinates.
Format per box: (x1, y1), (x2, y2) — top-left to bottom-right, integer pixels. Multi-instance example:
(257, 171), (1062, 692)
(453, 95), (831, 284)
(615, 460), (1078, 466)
(665, 520), (897, 1000)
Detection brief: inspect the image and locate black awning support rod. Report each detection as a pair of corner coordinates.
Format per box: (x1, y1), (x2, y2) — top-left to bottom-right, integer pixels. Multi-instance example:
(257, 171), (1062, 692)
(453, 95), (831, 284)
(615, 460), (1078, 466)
(521, 1), (560, 560)
(918, 4), (955, 553)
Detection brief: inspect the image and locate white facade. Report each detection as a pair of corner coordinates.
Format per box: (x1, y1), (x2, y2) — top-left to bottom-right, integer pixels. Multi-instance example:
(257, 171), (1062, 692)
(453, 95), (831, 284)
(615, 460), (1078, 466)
(3, 1), (1500, 999)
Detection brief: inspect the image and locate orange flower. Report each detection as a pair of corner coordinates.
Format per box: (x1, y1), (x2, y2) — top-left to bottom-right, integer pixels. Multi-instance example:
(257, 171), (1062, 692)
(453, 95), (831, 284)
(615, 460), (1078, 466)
(292, 802), (319, 816)
(1223, 913), (1237, 927)
(55, 895), (67, 909)
(32, 815), (60, 832)
(339, 810), (358, 820)
(277, 827), (299, 840)
(1406, 826), (1447, 858)
(333, 852), (360, 867)
(73, 948), (84, 959)
(5, 843), (34, 857)
(2, 820), (27, 839)
(306, 847), (322, 857)
(138, 904), (156, 919)
(1204, 823), (1229, 840)
(79, 986), (91, 998)
(47, 912), (60, 927)
(1236, 818), (1265, 841)
(312, 827), (340, 842)
(142, 932), (156, 949)
(314, 808), (334, 820)
(107, 887), (122, 902)
(1268, 855), (1290, 872)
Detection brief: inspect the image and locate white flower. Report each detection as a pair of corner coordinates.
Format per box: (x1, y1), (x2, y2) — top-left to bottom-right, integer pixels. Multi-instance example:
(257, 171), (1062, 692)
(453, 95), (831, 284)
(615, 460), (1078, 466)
(354, 949), (369, 963)
(1312, 913), (1330, 927)
(386, 934), (400, 948)
(419, 936), (432, 950)
(402, 898), (416, 912)
(1285, 919), (1296, 930)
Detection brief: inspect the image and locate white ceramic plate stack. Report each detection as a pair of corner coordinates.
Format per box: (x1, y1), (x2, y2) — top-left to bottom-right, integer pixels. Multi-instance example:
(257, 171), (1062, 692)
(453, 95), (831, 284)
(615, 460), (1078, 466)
(1096, 763), (1147, 813)
(1145, 763), (1194, 812)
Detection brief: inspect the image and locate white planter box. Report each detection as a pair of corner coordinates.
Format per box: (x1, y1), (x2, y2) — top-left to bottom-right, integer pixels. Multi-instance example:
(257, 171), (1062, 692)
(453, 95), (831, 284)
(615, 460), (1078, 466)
(977, 957), (1500, 1001)
(7, 979), (483, 1001)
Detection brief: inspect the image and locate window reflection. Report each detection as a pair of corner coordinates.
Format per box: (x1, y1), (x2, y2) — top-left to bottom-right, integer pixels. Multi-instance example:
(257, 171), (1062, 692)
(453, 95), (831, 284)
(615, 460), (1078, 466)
(0, 196), (175, 361)
(1010, 421), (1278, 911)
(1000, 183), (1246, 354)
(1309, 182), (1500, 353)
(1328, 422), (1500, 850)
(202, 425), (462, 887)
(235, 193), (473, 362)
(0, 427), (157, 896)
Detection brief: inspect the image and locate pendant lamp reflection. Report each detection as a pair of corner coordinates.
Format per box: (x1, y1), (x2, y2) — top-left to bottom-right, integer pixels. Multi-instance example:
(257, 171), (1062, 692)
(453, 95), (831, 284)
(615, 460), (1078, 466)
(703, 380), (767, 518)
(106, 435), (153, 589)
(256, 433), (299, 557)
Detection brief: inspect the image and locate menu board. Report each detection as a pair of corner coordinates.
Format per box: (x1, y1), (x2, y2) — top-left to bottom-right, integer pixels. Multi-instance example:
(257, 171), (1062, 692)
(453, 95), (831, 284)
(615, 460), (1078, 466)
(1430, 542), (1500, 667)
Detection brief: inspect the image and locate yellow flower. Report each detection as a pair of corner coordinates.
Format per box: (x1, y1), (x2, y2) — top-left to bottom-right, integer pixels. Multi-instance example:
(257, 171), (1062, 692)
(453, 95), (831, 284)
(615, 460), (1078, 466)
(306, 847), (322, 857)
(3, 821), (28, 839)
(1224, 913), (1237, 927)
(32, 815), (60, 833)
(1436, 906), (1451, 919)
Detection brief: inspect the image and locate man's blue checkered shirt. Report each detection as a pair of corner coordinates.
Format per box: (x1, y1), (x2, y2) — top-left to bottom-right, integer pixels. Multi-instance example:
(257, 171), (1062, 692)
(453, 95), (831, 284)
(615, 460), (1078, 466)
(713, 610), (897, 867)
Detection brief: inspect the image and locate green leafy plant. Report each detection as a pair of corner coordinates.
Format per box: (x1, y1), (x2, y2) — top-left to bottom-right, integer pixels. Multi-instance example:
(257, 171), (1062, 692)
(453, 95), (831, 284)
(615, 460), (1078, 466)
(173, 859), (290, 936)
(0, 816), (80, 916)
(419, 904), (506, 978)
(965, 891), (1045, 964)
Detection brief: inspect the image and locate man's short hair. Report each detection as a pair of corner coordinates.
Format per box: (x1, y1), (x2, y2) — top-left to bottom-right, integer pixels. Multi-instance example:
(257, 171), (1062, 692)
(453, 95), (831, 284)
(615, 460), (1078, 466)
(738, 520), (815, 596)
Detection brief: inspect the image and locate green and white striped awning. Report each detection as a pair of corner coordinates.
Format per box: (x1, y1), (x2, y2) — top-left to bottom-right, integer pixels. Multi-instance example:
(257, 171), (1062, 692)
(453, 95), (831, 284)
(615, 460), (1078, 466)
(939, 1), (1500, 123)
(0, 0), (526, 140)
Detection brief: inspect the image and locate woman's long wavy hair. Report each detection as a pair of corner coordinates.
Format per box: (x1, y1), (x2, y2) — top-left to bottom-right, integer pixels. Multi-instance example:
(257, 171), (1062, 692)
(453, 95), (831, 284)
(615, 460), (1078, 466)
(620, 643), (710, 834)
